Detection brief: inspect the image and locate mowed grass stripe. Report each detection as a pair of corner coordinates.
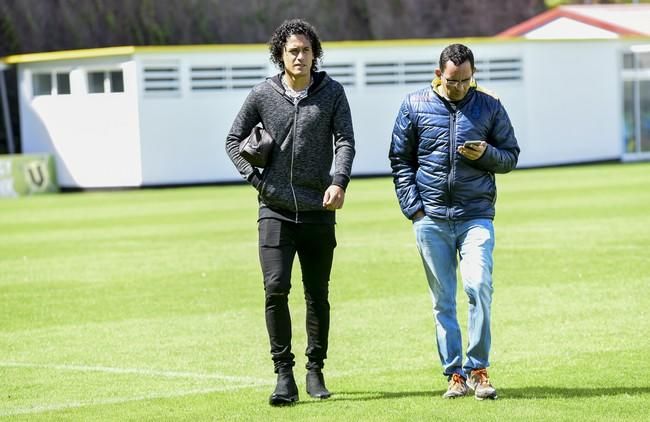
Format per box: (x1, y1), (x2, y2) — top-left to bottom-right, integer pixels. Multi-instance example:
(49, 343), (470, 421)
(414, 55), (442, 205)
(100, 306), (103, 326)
(1, 162), (649, 420)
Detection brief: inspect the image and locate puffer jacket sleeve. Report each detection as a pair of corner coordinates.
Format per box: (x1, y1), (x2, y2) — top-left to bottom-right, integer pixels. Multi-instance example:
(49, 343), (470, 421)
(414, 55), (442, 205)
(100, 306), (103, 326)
(471, 99), (520, 174)
(389, 98), (422, 219)
(225, 88), (263, 189)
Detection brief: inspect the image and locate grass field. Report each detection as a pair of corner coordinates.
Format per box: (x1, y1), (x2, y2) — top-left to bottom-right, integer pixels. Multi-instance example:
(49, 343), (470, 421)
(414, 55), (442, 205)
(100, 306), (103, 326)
(1, 162), (649, 420)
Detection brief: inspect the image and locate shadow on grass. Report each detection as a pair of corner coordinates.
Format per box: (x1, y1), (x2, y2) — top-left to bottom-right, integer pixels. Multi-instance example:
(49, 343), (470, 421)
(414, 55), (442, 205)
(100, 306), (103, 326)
(500, 386), (650, 399)
(295, 390), (442, 405)
(295, 387), (650, 404)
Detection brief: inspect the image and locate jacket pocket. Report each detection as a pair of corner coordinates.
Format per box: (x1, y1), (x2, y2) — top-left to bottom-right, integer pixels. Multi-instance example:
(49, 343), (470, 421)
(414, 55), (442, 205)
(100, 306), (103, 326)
(258, 169), (295, 210)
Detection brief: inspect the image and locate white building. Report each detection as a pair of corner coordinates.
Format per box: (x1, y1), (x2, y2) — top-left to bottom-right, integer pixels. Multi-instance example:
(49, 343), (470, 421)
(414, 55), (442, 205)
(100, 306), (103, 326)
(2, 37), (650, 188)
(498, 4), (650, 39)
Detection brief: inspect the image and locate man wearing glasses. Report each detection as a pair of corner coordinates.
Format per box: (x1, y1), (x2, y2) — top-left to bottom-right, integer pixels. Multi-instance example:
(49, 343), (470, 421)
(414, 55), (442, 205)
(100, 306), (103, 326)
(389, 43), (520, 400)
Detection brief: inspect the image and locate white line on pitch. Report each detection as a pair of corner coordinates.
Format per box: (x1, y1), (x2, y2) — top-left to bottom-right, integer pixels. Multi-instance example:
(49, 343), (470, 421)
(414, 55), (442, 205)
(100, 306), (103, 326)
(0, 361), (395, 416)
(0, 383), (271, 417)
(0, 361), (266, 384)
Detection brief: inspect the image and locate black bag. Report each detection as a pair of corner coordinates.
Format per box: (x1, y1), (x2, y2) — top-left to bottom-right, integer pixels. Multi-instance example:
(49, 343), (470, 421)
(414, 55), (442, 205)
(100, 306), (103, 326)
(239, 126), (274, 168)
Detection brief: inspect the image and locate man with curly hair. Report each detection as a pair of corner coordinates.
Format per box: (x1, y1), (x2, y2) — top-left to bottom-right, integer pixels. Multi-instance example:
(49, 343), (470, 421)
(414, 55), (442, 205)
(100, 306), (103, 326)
(226, 19), (355, 406)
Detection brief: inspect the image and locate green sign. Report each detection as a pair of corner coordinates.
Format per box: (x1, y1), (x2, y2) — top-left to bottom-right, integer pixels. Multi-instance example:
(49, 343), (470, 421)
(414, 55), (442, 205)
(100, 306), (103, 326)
(0, 154), (58, 198)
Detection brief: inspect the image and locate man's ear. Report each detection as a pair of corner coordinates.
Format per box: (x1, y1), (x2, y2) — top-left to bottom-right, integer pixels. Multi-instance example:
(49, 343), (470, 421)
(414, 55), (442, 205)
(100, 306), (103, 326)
(434, 68), (442, 77)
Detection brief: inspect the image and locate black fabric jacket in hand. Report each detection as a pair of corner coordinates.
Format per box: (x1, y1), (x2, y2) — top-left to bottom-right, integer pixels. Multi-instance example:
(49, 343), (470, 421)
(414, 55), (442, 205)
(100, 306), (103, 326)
(226, 71), (355, 219)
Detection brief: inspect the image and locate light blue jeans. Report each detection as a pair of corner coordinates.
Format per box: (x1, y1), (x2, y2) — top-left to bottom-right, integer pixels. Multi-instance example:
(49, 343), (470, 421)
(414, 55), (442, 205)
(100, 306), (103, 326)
(413, 216), (495, 378)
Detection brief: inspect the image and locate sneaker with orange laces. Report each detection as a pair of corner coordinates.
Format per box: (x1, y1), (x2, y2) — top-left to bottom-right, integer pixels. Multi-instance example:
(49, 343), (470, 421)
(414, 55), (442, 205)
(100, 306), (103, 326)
(442, 373), (468, 399)
(467, 368), (497, 400)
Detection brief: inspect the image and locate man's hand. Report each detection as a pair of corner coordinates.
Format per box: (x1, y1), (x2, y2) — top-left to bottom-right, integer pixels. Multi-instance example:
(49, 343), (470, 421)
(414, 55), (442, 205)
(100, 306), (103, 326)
(457, 141), (487, 160)
(412, 210), (425, 221)
(323, 185), (345, 210)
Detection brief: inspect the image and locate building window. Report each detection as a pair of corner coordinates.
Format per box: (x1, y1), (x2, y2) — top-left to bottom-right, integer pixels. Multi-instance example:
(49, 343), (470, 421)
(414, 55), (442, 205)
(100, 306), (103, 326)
(362, 57), (522, 87)
(623, 80), (636, 153)
(365, 62), (401, 86)
(639, 52), (650, 69)
(88, 72), (105, 93)
(321, 63), (356, 87)
(32, 71), (71, 96)
(190, 66), (226, 91)
(188, 64), (268, 93)
(143, 64), (180, 95)
(622, 49), (650, 155)
(230, 65), (267, 89)
(56, 72), (70, 94)
(88, 70), (125, 93)
(110, 71), (124, 92)
(32, 73), (52, 96)
(474, 58), (523, 82)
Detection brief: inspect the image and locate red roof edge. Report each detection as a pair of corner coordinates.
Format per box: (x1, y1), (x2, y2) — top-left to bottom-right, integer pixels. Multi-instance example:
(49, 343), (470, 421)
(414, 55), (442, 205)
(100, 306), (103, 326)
(498, 8), (563, 37)
(497, 6), (645, 37)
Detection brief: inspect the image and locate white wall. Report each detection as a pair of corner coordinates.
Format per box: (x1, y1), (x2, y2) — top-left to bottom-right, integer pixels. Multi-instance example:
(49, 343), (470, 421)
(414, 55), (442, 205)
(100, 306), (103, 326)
(16, 38), (646, 188)
(135, 41), (533, 183)
(524, 18), (619, 39)
(330, 40), (625, 172)
(136, 49), (268, 185)
(19, 56), (142, 188)
(328, 41), (528, 175)
(519, 40), (622, 166)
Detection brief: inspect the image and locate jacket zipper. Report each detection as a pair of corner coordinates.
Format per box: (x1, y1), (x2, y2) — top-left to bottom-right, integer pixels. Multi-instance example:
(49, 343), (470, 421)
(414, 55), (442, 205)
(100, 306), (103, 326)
(448, 110), (457, 219)
(290, 101), (300, 223)
(274, 75), (326, 224)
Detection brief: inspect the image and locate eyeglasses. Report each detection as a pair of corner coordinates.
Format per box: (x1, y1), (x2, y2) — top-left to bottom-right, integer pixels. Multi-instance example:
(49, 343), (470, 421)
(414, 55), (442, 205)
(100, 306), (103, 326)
(285, 47), (312, 58)
(442, 75), (473, 87)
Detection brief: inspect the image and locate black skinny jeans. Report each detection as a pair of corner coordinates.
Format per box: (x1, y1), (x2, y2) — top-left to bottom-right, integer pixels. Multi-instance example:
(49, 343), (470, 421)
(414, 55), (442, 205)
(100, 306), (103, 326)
(258, 218), (336, 373)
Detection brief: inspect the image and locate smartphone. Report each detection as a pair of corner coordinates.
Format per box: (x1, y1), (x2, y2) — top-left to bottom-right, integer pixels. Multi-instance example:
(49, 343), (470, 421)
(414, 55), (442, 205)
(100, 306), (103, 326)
(463, 140), (483, 148)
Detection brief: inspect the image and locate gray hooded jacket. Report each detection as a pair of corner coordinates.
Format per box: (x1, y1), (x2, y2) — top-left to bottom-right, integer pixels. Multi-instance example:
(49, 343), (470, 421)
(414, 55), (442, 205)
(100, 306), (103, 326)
(226, 71), (355, 221)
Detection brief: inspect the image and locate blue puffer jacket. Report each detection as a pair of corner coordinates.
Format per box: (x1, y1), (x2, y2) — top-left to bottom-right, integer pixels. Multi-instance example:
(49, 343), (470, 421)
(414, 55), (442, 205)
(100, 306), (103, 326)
(389, 79), (520, 221)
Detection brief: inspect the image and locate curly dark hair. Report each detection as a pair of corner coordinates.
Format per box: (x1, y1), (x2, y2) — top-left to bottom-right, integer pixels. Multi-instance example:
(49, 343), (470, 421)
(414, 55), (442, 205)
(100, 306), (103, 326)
(439, 43), (475, 72)
(269, 18), (323, 71)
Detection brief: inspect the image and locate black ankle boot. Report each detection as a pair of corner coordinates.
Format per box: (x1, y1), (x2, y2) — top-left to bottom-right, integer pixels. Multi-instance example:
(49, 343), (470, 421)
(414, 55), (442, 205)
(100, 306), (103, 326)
(269, 370), (299, 406)
(306, 370), (331, 399)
